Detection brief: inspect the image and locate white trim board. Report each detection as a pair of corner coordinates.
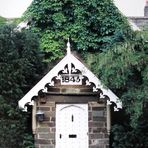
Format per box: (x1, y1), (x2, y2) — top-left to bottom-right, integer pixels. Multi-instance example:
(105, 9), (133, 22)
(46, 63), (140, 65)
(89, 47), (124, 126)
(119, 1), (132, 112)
(18, 46), (122, 111)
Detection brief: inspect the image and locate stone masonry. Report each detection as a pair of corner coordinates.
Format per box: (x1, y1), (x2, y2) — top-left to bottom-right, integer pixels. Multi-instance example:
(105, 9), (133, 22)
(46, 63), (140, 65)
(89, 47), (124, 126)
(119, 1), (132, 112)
(88, 102), (109, 148)
(35, 101), (56, 148)
(34, 98), (109, 148)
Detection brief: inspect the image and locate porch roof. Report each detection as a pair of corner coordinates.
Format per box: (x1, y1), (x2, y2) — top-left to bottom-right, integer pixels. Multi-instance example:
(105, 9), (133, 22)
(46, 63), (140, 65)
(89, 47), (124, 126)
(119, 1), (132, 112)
(18, 41), (122, 111)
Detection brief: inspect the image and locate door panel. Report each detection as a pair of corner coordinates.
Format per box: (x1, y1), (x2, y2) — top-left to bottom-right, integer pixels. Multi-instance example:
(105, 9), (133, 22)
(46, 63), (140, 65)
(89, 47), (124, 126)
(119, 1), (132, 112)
(56, 104), (88, 148)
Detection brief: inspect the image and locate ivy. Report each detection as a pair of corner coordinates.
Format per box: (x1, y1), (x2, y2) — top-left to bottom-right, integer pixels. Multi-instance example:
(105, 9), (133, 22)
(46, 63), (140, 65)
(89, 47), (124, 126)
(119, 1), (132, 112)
(23, 0), (132, 61)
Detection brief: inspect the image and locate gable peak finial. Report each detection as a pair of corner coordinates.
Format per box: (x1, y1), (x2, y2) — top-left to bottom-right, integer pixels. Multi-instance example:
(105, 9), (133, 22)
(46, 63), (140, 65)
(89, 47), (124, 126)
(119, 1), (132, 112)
(67, 38), (71, 55)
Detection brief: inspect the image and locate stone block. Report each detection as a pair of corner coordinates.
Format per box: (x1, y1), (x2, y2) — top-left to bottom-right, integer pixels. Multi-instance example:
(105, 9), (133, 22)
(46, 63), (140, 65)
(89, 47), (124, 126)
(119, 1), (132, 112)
(89, 140), (92, 145)
(89, 121), (105, 128)
(39, 134), (50, 139)
(89, 112), (92, 121)
(51, 117), (55, 121)
(92, 127), (106, 133)
(39, 101), (55, 107)
(51, 127), (55, 132)
(40, 122), (55, 128)
(93, 117), (106, 122)
(48, 122), (55, 127)
(89, 102), (105, 107)
(35, 139), (51, 144)
(37, 107), (50, 111)
(92, 107), (104, 111)
(97, 139), (109, 145)
(52, 107), (55, 111)
(40, 144), (54, 148)
(44, 111), (55, 117)
(89, 128), (93, 133)
(89, 134), (104, 139)
(39, 122), (50, 128)
(89, 145), (104, 148)
(39, 133), (55, 139)
(92, 111), (104, 117)
(37, 128), (50, 133)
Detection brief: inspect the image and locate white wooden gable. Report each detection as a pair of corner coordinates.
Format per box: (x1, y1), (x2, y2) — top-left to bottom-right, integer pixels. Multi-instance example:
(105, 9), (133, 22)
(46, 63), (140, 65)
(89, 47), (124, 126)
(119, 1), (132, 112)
(18, 41), (122, 111)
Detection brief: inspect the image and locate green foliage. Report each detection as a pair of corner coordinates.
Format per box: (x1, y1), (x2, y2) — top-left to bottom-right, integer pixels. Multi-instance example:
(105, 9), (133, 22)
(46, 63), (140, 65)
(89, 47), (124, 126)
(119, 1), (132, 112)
(23, 133), (35, 148)
(0, 16), (7, 25)
(22, 0), (148, 146)
(11, 18), (22, 25)
(112, 116), (148, 148)
(87, 31), (148, 128)
(0, 24), (44, 147)
(23, 0), (132, 61)
(83, 29), (148, 147)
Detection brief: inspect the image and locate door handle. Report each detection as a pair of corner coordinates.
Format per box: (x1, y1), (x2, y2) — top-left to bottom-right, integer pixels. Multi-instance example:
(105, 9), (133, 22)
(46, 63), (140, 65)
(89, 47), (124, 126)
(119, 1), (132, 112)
(59, 134), (62, 139)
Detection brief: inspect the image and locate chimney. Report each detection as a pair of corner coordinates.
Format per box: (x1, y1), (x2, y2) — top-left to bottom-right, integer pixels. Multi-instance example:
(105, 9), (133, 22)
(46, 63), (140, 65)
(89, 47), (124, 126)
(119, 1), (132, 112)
(144, 0), (148, 17)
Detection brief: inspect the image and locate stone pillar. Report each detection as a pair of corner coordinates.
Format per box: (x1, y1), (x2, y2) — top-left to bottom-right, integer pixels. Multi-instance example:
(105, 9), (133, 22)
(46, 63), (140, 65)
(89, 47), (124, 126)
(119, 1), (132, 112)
(32, 100), (37, 135)
(144, 1), (148, 17)
(88, 102), (109, 148)
(35, 101), (56, 148)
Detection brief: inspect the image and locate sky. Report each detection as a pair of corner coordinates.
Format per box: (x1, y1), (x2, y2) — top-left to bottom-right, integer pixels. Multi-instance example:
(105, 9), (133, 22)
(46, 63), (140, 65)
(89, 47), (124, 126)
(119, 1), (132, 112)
(0, 0), (146, 18)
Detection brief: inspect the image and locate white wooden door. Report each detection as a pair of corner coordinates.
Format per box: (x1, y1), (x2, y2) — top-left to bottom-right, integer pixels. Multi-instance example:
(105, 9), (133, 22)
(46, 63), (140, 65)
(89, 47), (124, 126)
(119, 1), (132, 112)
(56, 104), (88, 148)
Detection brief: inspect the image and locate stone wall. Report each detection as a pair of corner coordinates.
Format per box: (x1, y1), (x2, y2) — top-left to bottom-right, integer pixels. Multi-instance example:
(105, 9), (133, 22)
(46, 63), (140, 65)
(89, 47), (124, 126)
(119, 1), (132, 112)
(129, 17), (148, 29)
(34, 98), (109, 148)
(144, 5), (148, 17)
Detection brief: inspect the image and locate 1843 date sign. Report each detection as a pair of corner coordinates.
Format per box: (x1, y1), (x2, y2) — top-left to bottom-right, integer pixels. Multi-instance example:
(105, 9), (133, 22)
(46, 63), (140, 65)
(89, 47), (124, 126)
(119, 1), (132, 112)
(61, 74), (82, 85)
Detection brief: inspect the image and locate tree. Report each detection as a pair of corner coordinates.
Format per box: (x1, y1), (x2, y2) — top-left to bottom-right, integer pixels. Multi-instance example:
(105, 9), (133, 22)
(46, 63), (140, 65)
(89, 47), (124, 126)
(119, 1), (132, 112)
(23, 0), (132, 61)
(88, 30), (148, 147)
(0, 24), (45, 147)
(91, 30), (148, 126)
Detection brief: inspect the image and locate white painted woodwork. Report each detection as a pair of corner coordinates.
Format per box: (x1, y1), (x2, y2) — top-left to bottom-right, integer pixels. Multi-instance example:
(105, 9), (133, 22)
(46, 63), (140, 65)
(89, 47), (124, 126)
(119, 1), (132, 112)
(19, 41), (122, 110)
(32, 100), (37, 134)
(56, 104), (88, 148)
(107, 104), (111, 135)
